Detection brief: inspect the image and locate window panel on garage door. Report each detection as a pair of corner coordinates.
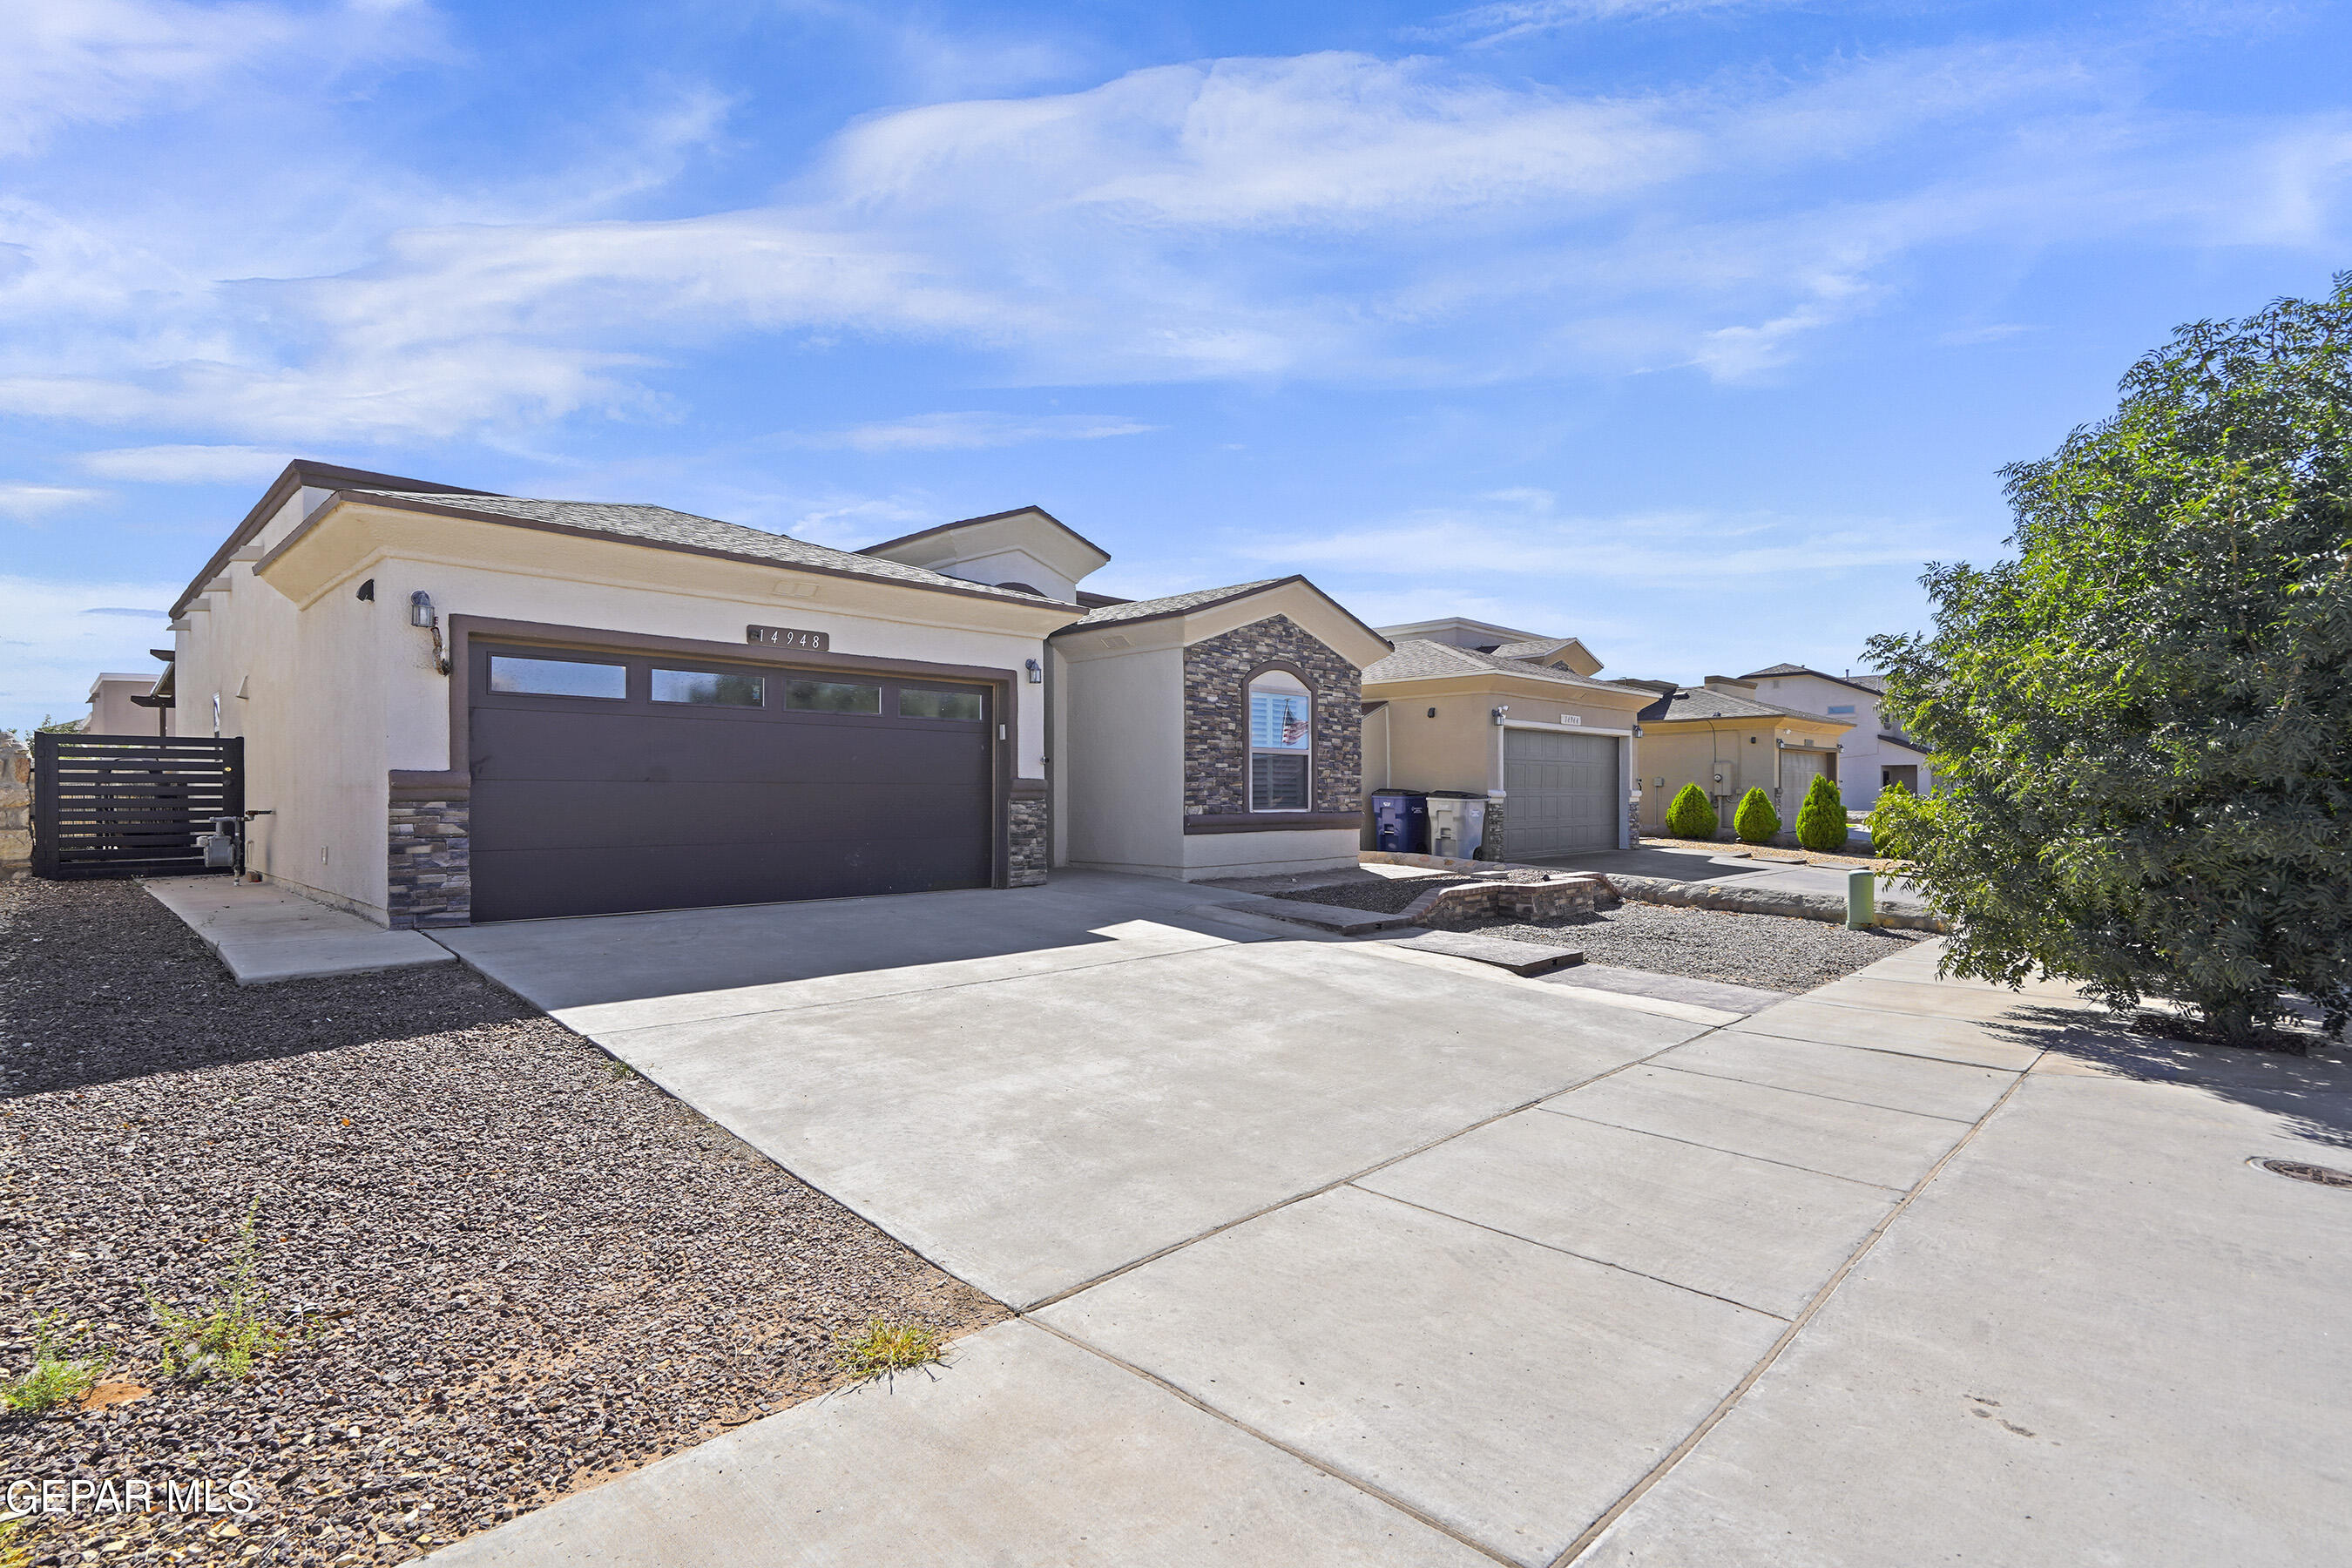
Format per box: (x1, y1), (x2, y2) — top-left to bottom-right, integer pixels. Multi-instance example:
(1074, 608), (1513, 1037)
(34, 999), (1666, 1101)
(1504, 729), (1620, 857)
(468, 645), (995, 921)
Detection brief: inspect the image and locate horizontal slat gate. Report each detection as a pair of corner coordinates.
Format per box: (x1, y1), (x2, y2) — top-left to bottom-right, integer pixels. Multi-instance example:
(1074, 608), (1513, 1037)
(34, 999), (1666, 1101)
(31, 733), (244, 880)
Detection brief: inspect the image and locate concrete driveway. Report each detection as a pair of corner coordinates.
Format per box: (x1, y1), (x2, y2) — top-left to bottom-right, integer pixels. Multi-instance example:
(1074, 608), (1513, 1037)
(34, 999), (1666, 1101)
(435, 870), (1709, 1308)
(429, 875), (2352, 1568)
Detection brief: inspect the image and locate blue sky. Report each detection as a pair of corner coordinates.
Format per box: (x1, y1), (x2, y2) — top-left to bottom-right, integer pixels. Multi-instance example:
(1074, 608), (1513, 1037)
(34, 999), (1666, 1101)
(3, 0), (2348, 732)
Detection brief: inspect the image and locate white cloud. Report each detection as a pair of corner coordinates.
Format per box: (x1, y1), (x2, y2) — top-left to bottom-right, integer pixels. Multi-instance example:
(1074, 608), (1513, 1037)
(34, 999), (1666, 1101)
(0, 573), (180, 733)
(0, 483), (105, 519)
(781, 412), (1158, 452)
(0, 33), (2344, 441)
(1232, 490), (1992, 589)
(0, 0), (294, 157)
(78, 443), (289, 483)
(1421, 0), (1786, 47)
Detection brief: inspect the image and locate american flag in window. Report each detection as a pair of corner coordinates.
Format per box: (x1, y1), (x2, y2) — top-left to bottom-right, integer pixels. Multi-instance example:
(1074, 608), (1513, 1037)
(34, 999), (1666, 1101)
(1251, 691), (1311, 750)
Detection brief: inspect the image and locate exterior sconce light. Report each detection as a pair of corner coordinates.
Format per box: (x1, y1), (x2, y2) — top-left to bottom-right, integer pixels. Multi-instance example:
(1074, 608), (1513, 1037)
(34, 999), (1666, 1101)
(1491, 705), (1509, 726)
(409, 591), (450, 675)
(356, 578), (375, 602)
(1024, 658), (1043, 684)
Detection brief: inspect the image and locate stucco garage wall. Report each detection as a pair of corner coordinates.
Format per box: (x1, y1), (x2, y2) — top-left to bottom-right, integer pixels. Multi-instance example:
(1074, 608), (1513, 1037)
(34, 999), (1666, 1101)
(197, 503), (1064, 926)
(1057, 644), (1183, 875)
(170, 532), (398, 918)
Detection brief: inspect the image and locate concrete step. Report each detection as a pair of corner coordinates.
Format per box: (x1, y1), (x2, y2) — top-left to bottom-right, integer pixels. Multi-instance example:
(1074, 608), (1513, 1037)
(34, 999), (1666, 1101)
(1395, 930), (1585, 977)
(1193, 894), (1413, 935)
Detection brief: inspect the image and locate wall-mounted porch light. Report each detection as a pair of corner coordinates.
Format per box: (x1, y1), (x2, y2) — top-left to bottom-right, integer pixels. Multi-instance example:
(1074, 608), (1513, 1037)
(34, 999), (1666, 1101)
(1024, 658), (1043, 684)
(409, 591), (450, 675)
(1490, 705), (1509, 726)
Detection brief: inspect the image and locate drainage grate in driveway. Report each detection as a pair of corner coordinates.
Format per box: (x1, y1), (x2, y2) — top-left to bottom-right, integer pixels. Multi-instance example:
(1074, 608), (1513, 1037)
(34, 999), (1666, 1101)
(2252, 1157), (2352, 1189)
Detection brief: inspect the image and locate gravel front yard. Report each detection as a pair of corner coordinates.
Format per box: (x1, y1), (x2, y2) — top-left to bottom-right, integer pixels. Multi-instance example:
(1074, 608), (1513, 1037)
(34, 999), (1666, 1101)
(1471, 899), (1930, 993)
(1, 879), (1003, 1567)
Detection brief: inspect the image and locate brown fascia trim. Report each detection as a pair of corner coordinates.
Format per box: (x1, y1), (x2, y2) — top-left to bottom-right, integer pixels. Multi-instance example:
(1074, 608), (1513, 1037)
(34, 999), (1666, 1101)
(1740, 666), (1884, 698)
(1183, 812), (1362, 835)
(1075, 589), (1132, 609)
(264, 491), (1085, 616)
(148, 648), (176, 662)
(429, 616), (1030, 889)
(1049, 575), (1394, 655)
(858, 505), (1115, 569)
(1361, 700), (1389, 713)
(169, 460), (495, 618)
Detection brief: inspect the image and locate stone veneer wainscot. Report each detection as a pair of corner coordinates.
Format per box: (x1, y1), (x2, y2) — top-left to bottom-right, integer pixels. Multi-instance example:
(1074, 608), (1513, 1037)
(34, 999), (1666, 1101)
(1008, 795), (1049, 887)
(388, 794), (471, 928)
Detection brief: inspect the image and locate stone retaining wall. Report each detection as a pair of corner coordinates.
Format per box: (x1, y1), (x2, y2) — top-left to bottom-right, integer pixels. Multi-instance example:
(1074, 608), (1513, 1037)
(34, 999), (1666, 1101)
(0, 738), (28, 880)
(1401, 873), (1608, 931)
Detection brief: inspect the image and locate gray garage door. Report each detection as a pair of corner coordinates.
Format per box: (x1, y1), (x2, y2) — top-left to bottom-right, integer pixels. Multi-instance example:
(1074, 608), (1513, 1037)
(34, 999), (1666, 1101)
(1779, 747), (1830, 808)
(468, 644), (993, 922)
(1504, 728), (1620, 857)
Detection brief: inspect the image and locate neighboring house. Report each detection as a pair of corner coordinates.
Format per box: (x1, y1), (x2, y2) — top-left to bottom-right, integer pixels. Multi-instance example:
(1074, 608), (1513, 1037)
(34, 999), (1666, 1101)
(85, 672), (162, 735)
(1604, 676), (1855, 835)
(162, 460), (1384, 928)
(1740, 663), (1935, 807)
(1362, 626), (1652, 861)
(1049, 579), (1389, 881)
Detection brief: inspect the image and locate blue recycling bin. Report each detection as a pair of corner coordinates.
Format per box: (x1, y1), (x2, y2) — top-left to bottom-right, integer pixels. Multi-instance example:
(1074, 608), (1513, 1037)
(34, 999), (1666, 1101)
(1371, 790), (1429, 854)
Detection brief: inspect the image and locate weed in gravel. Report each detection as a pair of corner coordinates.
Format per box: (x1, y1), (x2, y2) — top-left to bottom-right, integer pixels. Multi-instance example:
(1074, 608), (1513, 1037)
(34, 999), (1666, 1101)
(145, 1203), (301, 1382)
(0, 1310), (112, 1414)
(833, 1318), (945, 1384)
(0, 1516), (30, 1568)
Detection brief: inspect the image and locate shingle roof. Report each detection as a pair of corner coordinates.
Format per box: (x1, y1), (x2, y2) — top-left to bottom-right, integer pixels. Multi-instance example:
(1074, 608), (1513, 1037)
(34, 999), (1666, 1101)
(1363, 639), (1624, 693)
(1601, 679), (1856, 727)
(350, 491), (1071, 605)
(1056, 578), (1288, 629)
(1739, 662), (1886, 697)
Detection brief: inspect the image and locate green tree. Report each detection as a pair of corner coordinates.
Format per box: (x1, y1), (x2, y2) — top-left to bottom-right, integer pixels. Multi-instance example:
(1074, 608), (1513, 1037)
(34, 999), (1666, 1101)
(1732, 786), (1780, 844)
(1794, 774), (1847, 851)
(1868, 276), (2352, 1042)
(34, 714), (80, 733)
(1664, 782), (1718, 840)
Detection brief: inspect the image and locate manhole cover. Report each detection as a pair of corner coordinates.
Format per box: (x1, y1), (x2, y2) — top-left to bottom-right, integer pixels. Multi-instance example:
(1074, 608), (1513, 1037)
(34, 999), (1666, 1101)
(2252, 1157), (2352, 1189)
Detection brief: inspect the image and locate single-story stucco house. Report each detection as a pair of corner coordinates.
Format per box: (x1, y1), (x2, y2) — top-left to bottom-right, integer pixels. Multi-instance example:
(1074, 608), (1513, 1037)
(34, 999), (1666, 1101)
(1601, 674), (1855, 834)
(1740, 663), (1935, 807)
(1361, 618), (1652, 861)
(155, 461), (1386, 927)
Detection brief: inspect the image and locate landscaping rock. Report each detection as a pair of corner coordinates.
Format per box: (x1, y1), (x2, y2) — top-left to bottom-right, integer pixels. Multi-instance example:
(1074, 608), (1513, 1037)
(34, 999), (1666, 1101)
(0, 879), (1004, 1567)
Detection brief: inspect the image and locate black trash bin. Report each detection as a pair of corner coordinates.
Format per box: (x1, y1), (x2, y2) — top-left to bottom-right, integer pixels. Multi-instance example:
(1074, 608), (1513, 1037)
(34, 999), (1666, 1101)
(1370, 790), (1429, 855)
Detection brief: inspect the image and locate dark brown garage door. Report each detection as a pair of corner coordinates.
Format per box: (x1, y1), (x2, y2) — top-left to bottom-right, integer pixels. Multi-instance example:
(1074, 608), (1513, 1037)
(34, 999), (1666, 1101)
(469, 644), (995, 922)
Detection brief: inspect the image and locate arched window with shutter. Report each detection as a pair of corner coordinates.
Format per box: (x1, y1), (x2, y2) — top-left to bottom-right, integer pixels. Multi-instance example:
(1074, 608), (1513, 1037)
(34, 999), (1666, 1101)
(1247, 668), (1313, 811)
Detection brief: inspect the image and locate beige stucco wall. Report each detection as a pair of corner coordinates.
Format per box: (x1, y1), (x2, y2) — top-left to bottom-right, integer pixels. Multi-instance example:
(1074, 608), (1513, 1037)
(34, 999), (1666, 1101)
(1635, 722), (1844, 832)
(86, 678), (159, 736)
(1055, 640), (1184, 875)
(175, 497), (1068, 925)
(1367, 675), (1647, 797)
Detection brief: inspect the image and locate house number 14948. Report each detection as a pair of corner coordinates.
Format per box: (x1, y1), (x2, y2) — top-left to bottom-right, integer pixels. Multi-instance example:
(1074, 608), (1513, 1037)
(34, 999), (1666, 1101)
(746, 625), (829, 652)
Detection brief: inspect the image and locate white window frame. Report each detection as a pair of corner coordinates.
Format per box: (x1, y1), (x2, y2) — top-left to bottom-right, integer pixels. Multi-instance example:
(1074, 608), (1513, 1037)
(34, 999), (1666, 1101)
(1247, 669), (1314, 813)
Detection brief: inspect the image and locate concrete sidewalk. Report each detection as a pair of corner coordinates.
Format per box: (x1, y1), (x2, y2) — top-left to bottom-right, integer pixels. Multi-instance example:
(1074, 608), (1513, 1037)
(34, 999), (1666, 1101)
(144, 876), (456, 984)
(429, 917), (2350, 1568)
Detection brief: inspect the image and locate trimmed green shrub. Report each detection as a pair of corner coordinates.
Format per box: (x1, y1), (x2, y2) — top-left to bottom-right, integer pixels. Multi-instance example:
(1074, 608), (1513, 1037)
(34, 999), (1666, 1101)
(1732, 787), (1780, 844)
(1794, 774), (1848, 852)
(1865, 780), (1919, 860)
(1665, 782), (1718, 840)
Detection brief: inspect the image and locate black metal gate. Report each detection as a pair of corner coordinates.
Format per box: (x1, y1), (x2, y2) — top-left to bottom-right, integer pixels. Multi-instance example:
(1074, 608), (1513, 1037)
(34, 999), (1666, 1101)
(31, 733), (244, 880)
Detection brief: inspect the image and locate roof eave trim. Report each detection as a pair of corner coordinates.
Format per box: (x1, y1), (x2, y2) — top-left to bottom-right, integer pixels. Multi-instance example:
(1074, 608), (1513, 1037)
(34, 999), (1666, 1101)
(169, 459), (496, 618)
(260, 491), (1087, 614)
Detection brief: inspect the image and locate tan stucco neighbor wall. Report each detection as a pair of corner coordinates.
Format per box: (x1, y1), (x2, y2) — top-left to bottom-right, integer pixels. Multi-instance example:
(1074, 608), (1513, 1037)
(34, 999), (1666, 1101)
(1635, 718), (1848, 833)
(1362, 672), (1650, 797)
